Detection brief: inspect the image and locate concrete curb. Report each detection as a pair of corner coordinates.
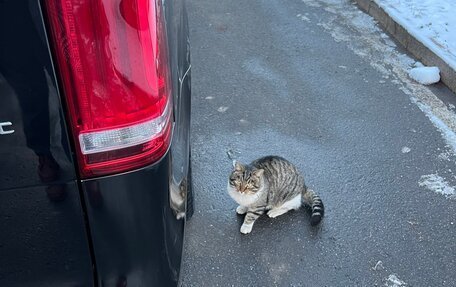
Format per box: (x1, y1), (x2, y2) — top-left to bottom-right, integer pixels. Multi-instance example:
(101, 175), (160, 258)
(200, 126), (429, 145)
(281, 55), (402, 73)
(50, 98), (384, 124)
(354, 0), (456, 94)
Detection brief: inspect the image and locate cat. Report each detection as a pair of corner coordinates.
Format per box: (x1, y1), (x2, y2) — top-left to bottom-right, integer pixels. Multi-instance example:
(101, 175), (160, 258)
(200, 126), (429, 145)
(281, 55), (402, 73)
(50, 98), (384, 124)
(227, 156), (324, 234)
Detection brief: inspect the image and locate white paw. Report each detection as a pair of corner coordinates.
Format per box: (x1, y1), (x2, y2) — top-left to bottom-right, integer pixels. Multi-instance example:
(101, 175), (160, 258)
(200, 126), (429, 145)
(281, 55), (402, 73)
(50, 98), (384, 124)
(240, 223), (253, 234)
(236, 205), (248, 215)
(176, 212), (186, 220)
(267, 209), (282, 218)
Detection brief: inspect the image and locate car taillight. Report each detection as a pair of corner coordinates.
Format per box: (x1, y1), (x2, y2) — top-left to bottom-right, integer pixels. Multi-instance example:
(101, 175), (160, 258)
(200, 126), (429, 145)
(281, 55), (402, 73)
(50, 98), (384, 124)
(43, 0), (172, 178)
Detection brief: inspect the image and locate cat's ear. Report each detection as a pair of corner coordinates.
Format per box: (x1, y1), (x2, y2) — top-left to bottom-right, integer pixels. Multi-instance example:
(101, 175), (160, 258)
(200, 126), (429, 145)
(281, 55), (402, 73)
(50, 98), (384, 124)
(233, 160), (244, 171)
(252, 168), (264, 178)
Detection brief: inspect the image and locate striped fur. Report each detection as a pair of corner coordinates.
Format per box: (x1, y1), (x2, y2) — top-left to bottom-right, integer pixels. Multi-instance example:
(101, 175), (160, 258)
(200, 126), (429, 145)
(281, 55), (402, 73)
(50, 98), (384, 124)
(227, 156), (324, 234)
(303, 188), (325, 226)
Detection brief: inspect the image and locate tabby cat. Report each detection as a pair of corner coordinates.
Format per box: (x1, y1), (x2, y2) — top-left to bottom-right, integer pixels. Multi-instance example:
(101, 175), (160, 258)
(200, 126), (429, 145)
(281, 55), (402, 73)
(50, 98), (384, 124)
(227, 156), (324, 234)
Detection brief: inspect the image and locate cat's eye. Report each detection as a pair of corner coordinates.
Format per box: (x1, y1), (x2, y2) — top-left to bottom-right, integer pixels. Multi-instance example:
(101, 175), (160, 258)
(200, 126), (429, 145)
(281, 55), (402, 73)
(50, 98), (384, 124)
(229, 175), (239, 185)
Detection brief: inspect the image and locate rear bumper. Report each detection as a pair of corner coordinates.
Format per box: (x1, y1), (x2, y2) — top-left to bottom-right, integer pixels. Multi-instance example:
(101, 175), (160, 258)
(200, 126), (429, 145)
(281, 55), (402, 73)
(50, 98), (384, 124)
(82, 152), (185, 286)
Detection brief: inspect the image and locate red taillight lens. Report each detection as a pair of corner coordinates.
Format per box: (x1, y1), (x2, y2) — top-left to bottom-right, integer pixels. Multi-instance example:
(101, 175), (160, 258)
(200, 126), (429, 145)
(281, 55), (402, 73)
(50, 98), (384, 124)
(44, 0), (172, 178)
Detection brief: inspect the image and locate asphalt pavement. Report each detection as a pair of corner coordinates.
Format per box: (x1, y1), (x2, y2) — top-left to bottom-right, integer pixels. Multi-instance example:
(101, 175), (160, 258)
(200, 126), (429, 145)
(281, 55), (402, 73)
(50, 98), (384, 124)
(180, 0), (456, 286)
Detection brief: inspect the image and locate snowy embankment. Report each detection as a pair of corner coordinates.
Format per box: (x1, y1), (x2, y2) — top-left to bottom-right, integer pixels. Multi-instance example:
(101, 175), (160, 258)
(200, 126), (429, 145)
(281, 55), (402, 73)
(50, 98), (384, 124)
(374, 0), (455, 85)
(375, 0), (456, 70)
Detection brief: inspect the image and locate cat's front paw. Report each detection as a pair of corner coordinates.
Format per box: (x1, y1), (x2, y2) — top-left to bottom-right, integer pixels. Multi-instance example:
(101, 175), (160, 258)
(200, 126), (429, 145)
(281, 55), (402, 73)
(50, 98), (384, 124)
(267, 209), (285, 218)
(236, 205), (248, 215)
(240, 223), (253, 234)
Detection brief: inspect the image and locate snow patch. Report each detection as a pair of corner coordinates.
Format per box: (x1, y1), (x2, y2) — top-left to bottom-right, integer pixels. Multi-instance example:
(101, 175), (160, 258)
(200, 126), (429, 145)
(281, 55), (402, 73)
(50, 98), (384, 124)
(409, 66), (440, 85)
(411, 97), (456, 155)
(438, 151), (451, 161)
(297, 14), (310, 22)
(419, 174), (456, 199)
(217, 106), (229, 113)
(401, 146), (411, 153)
(374, 0), (456, 71)
(413, 61), (424, 68)
(301, 0), (321, 8)
(385, 274), (407, 287)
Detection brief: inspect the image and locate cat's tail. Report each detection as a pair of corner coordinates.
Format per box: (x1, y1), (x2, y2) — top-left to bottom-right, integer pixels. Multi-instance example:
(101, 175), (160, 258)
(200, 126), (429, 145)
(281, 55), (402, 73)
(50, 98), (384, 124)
(302, 188), (324, 226)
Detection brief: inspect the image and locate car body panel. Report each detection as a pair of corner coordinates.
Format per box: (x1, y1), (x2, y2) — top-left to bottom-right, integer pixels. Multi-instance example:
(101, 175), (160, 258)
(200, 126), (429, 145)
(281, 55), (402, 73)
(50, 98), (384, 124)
(0, 0), (77, 190)
(0, 1), (94, 286)
(0, 183), (94, 287)
(79, 0), (192, 284)
(0, 0), (191, 286)
(81, 154), (185, 286)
